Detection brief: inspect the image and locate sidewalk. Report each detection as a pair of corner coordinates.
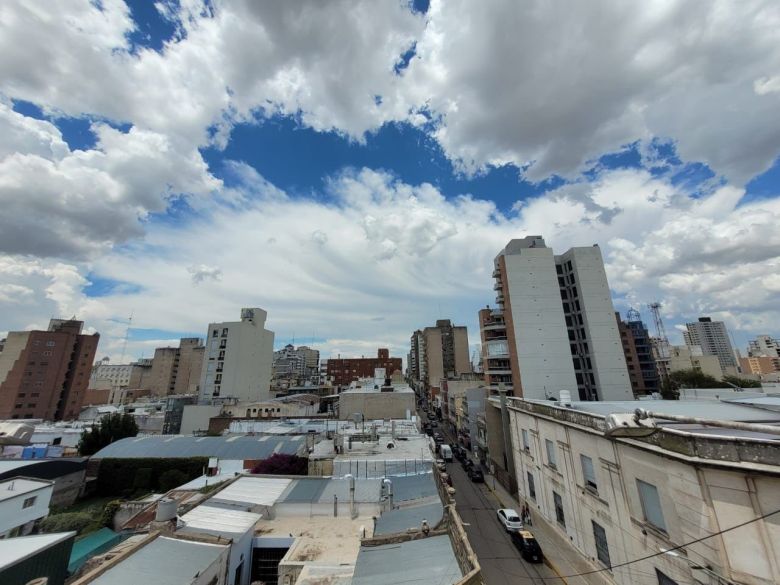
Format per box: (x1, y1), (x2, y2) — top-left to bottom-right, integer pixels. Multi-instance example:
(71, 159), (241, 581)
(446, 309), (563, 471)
(483, 472), (613, 585)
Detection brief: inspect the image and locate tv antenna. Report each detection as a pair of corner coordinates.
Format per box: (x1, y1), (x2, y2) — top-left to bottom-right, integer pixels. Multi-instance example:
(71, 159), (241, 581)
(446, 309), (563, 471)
(119, 311), (134, 364)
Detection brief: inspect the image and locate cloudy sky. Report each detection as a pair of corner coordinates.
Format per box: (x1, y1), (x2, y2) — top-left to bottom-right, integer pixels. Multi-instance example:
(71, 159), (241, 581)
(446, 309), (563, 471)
(1, 0), (779, 363)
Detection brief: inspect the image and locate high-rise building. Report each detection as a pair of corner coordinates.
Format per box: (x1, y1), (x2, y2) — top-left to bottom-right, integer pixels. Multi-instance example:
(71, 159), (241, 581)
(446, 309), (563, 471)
(324, 348), (403, 387)
(616, 311), (659, 395)
(198, 308), (275, 403)
(409, 320), (472, 403)
(89, 357), (154, 404)
(272, 344), (320, 388)
(748, 335), (780, 358)
(147, 338), (205, 397)
(479, 236), (632, 401)
(0, 319), (99, 421)
(683, 317), (736, 373)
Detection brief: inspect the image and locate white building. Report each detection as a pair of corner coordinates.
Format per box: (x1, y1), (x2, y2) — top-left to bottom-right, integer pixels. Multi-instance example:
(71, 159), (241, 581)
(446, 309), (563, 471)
(0, 477), (54, 537)
(684, 317), (737, 373)
(507, 397), (780, 585)
(199, 308), (275, 404)
(749, 335), (780, 358)
(481, 236), (632, 401)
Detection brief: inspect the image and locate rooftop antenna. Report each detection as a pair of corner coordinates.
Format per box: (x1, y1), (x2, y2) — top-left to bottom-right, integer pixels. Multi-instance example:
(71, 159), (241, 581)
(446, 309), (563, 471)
(648, 302), (667, 342)
(626, 307), (641, 323)
(119, 311), (134, 364)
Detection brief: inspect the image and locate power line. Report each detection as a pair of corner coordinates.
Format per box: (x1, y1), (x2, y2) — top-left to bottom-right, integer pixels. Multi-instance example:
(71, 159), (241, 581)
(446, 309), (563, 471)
(532, 507), (780, 581)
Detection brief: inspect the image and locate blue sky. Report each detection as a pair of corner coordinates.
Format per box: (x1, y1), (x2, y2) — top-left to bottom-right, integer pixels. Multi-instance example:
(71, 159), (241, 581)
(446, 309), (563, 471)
(1, 0), (779, 363)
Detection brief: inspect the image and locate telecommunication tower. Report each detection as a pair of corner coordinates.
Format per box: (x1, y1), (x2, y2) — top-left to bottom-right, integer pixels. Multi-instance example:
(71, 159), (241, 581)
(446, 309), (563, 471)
(626, 307), (642, 322)
(119, 311), (134, 364)
(647, 302), (667, 341)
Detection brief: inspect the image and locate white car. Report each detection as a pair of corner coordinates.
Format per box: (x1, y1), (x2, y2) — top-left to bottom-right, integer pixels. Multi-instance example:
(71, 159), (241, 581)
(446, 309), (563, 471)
(497, 508), (524, 532)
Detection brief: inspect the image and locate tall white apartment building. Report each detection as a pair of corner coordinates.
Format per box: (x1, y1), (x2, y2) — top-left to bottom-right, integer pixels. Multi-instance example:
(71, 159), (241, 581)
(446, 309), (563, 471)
(198, 308), (275, 404)
(683, 317), (736, 373)
(479, 236), (631, 401)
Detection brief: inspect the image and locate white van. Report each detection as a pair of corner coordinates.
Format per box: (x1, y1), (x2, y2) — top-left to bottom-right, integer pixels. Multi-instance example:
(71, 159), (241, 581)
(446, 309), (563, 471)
(440, 444), (453, 462)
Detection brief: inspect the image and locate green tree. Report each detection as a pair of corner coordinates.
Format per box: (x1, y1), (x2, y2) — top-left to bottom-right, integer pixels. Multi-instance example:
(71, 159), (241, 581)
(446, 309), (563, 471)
(723, 375), (762, 388)
(251, 454), (308, 475)
(158, 469), (189, 492)
(668, 369), (729, 389)
(78, 413), (139, 456)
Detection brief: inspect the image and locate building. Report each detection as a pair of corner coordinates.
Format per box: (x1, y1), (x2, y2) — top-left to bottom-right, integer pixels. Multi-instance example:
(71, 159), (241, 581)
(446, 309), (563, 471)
(338, 372), (415, 421)
(409, 320), (472, 403)
(0, 477), (54, 538)
(616, 310), (659, 395)
(147, 338), (204, 398)
(198, 308), (275, 404)
(669, 344), (724, 380)
(89, 357), (154, 404)
(324, 348), (402, 388)
(740, 356), (780, 377)
(684, 317), (737, 373)
(507, 397), (780, 585)
(162, 394), (199, 434)
(272, 344), (320, 389)
(748, 335), (780, 358)
(0, 531), (76, 585)
(0, 318), (100, 421)
(480, 236), (631, 401)
(222, 394), (321, 419)
(0, 458), (87, 508)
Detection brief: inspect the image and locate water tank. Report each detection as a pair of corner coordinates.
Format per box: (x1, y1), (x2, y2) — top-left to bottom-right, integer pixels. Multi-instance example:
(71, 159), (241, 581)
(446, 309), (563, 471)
(155, 498), (178, 522)
(559, 390), (572, 406)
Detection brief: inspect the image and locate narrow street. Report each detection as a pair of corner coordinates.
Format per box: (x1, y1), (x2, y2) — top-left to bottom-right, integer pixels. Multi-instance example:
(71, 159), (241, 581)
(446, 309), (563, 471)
(419, 403), (559, 585)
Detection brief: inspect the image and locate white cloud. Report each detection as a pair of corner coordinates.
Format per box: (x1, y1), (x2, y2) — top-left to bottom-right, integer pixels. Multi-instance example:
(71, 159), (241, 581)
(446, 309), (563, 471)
(188, 264), (223, 284)
(1, 167), (775, 361)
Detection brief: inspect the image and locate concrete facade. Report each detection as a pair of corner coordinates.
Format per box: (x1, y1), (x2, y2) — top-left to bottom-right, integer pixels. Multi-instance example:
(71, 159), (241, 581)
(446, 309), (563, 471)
(0, 477), (53, 538)
(325, 349), (403, 387)
(669, 345), (724, 380)
(339, 388), (415, 420)
(0, 319), (99, 421)
(199, 308), (275, 404)
(684, 317), (737, 372)
(748, 335), (780, 358)
(481, 236), (631, 401)
(508, 398), (780, 585)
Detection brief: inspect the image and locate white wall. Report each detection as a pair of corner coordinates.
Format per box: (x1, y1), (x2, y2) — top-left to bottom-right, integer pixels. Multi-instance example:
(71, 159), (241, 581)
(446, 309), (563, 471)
(504, 248), (578, 398)
(0, 481), (53, 537)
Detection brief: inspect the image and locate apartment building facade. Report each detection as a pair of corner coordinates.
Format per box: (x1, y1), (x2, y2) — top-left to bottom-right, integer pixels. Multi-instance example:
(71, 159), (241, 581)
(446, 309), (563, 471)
(507, 398), (780, 585)
(748, 335), (780, 358)
(479, 236), (631, 401)
(324, 348), (402, 387)
(148, 337), (204, 397)
(409, 319), (472, 404)
(0, 319), (99, 421)
(198, 308), (275, 403)
(616, 312), (659, 395)
(684, 317), (736, 373)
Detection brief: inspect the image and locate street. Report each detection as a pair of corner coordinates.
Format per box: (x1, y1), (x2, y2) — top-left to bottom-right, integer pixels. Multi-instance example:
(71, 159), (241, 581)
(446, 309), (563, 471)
(419, 403), (559, 585)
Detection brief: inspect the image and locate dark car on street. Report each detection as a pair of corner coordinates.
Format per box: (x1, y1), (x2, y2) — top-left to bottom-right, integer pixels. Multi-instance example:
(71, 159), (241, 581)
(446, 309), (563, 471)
(468, 468), (484, 483)
(461, 458), (474, 472)
(511, 530), (543, 563)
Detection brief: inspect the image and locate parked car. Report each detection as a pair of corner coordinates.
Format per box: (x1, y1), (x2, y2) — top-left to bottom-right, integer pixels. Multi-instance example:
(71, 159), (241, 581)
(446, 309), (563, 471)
(440, 444), (453, 462)
(468, 468), (484, 483)
(453, 445), (465, 461)
(461, 458), (474, 471)
(511, 530), (543, 563)
(429, 420), (438, 428)
(497, 508), (524, 532)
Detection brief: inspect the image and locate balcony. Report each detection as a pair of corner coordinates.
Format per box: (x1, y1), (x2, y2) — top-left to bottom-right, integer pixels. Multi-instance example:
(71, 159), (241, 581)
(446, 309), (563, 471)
(486, 368), (512, 376)
(482, 322), (506, 332)
(493, 280), (503, 291)
(492, 268), (501, 278)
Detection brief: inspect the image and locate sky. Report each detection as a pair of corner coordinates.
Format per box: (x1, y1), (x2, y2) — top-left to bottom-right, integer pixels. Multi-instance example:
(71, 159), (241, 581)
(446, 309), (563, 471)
(1, 0), (779, 365)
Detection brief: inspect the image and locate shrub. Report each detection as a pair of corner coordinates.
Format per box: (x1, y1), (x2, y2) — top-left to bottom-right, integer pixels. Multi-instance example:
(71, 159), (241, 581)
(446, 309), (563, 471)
(158, 469), (189, 492)
(251, 454), (308, 475)
(101, 500), (123, 528)
(95, 458), (207, 497)
(40, 512), (93, 534)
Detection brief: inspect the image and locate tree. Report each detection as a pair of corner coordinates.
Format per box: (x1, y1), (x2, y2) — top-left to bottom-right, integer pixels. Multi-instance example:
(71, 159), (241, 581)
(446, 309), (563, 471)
(251, 454), (308, 475)
(78, 413), (139, 456)
(668, 369), (728, 389)
(158, 469), (189, 492)
(723, 375), (763, 388)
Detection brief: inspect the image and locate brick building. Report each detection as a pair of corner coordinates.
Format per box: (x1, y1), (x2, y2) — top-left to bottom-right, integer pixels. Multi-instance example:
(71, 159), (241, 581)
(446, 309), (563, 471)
(0, 319), (99, 421)
(324, 349), (402, 387)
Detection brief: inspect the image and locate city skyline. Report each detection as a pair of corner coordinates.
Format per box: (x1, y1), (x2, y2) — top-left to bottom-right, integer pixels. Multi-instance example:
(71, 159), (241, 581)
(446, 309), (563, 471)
(1, 1), (779, 363)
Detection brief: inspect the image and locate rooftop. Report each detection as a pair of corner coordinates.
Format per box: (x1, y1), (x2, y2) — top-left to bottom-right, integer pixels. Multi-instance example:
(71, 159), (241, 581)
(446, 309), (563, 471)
(91, 434), (307, 459)
(179, 504), (261, 535)
(0, 477), (52, 502)
(208, 476), (292, 509)
(351, 534), (462, 585)
(0, 531), (75, 570)
(87, 536), (228, 585)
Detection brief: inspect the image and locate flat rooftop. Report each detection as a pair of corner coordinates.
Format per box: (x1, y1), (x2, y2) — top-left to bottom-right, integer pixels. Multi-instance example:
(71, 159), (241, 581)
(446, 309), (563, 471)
(91, 434), (307, 459)
(0, 477), (52, 502)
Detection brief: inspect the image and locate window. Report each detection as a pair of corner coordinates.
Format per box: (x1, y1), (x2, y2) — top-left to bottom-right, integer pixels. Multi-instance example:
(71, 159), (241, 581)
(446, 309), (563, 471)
(212, 329), (218, 337)
(581, 454), (597, 492)
(46, 341), (55, 347)
(527, 472), (536, 500)
(553, 491), (565, 526)
(655, 569), (679, 585)
(221, 327), (229, 337)
(592, 521), (611, 567)
(522, 429), (530, 451)
(637, 479), (667, 532)
(545, 439), (557, 468)
(219, 339), (227, 349)
(23, 496), (37, 508)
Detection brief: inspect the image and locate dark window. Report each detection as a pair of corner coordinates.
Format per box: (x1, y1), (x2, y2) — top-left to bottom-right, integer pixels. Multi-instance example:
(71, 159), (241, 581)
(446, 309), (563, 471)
(528, 472), (536, 500)
(637, 479), (667, 532)
(558, 276), (566, 287)
(565, 316), (573, 327)
(576, 373), (584, 385)
(655, 569), (679, 585)
(553, 491), (565, 526)
(560, 289), (568, 299)
(23, 496), (37, 508)
(581, 455), (597, 492)
(556, 264), (563, 274)
(592, 521), (611, 567)
(568, 329), (576, 341)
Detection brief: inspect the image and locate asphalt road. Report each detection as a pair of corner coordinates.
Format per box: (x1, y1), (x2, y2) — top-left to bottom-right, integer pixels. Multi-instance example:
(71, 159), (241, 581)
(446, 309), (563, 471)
(419, 405), (557, 585)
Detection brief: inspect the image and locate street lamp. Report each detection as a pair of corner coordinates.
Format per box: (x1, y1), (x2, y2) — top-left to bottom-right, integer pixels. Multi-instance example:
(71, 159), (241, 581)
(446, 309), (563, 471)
(659, 548), (734, 585)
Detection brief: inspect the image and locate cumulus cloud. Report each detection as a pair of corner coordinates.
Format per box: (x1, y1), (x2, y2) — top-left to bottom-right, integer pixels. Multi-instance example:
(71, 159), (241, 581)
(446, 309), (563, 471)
(0, 167), (771, 362)
(188, 264), (223, 284)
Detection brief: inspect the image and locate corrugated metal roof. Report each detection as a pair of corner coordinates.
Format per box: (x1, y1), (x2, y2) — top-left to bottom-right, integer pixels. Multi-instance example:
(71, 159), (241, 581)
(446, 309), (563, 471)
(91, 435), (305, 459)
(209, 476), (292, 508)
(373, 502), (444, 535)
(0, 531), (75, 570)
(179, 505), (261, 535)
(388, 473), (438, 502)
(89, 536), (228, 585)
(315, 478), (383, 504)
(352, 534), (461, 585)
(279, 478), (329, 503)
